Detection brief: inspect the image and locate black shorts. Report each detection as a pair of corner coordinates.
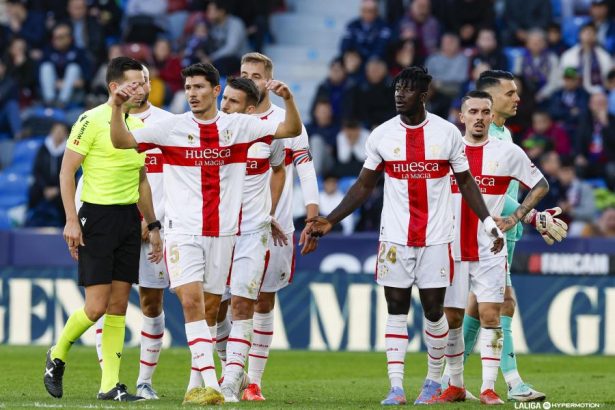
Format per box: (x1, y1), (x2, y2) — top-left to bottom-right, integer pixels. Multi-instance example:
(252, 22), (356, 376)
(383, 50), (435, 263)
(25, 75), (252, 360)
(77, 202), (141, 287)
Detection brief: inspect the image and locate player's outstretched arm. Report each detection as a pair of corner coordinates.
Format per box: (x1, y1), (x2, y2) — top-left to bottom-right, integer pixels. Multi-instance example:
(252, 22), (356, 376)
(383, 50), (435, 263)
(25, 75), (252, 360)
(306, 167), (380, 242)
(495, 177), (549, 233)
(137, 167), (163, 263)
(454, 169), (504, 254)
(503, 195), (568, 244)
(267, 80), (302, 138)
(109, 83), (138, 149)
(60, 149), (86, 260)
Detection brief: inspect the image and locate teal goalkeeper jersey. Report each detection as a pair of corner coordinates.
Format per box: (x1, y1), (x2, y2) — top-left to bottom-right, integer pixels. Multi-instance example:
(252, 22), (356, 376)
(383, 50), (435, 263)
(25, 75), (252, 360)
(489, 123), (523, 242)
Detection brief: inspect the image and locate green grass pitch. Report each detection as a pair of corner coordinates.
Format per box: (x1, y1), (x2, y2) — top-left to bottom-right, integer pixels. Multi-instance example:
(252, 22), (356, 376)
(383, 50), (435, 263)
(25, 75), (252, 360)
(1, 346), (613, 409)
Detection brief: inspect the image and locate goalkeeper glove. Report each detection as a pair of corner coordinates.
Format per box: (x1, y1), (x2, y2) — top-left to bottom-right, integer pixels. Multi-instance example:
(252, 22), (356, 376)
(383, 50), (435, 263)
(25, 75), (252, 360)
(523, 207), (568, 245)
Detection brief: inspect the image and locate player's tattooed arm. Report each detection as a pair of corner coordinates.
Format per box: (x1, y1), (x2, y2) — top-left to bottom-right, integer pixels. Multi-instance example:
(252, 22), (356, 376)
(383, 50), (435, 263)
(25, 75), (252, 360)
(496, 177), (549, 232)
(306, 167), (381, 239)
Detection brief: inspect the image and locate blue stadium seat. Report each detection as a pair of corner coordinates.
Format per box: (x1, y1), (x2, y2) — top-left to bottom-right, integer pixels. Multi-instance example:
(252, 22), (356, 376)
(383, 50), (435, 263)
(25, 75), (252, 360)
(338, 176), (357, 193)
(0, 208), (11, 229)
(586, 178), (607, 189)
(562, 16), (590, 46)
(10, 137), (44, 175)
(0, 172), (29, 208)
(503, 47), (525, 73)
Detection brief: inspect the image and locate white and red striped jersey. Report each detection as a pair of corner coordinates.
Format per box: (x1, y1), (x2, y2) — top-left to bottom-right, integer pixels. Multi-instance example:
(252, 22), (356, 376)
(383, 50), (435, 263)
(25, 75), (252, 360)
(131, 104), (174, 222)
(364, 112), (470, 247)
(257, 104), (318, 234)
(451, 137), (543, 261)
(240, 139), (285, 233)
(132, 111), (278, 236)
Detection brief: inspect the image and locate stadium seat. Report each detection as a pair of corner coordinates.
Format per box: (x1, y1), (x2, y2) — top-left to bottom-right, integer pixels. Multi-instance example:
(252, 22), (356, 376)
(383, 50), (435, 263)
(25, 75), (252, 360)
(9, 137), (44, 175)
(0, 207), (11, 229)
(586, 178), (607, 189)
(338, 176), (357, 193)
(503, 47), (525, 73)
(562, 16), (590, 46)
(0, 172), (29, 208)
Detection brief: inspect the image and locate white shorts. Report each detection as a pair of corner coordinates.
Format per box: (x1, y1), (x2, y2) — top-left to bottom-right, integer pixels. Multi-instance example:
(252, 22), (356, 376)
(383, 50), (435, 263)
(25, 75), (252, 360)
(227, 229), (270, 300)
(260, 233), (295, 293)
(164, 233), (235, 294)
(139, 238), (169, 288)
(376, 242), (453, 289)
(444, 257), (507, 309)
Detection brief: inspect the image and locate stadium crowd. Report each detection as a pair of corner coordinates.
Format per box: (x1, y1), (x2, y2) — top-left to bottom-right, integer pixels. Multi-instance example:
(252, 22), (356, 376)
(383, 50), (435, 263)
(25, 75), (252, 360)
(0, 0), (613, 237)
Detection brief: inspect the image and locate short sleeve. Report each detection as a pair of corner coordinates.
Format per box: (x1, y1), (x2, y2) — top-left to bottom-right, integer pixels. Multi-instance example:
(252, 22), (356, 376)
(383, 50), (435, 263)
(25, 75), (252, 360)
(363, 128), (384, 171)
(132, 116), (177, 152)
(67, 112), (96, 156)
(242, 114), (278, 143)
(269, 140), (285, 167)
(291, 125), (313, 166)
(448, 127), (470, 173)
(508, 144), (544, 189)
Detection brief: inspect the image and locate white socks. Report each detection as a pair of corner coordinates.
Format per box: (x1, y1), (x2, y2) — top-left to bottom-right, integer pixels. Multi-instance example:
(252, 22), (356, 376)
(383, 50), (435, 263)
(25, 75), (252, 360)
(385, 314), (408, 389)
(480, 327), (503, 392)
(223, 319), (253, 387)
(424, 315), (449, 383)
(216, 315), (232, 367)
(185, 320), (219, 391)
(445, 326), (464, 387)
(137, 312), (165, 386)
(248, 311), (274, 387)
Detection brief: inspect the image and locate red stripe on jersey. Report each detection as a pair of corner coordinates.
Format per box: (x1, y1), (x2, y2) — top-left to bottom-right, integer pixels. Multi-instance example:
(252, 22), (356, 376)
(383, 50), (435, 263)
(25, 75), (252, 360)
(460, 145), (484, 261)
(145, 153), (163, 173)
(246, 157), (271, 175)
(384, 160), (450, 179)
(284, 148), (292, 166)
(385, 334), (409, 339)
(141, 331), (164, 339)
(228, 337), (252, 347)
(406, 127), (429, 247)
(450, 175), (512, 195)
(198, 122), (222, 236)
(257, 250), (271, 295)
(138, 142), (157, 152)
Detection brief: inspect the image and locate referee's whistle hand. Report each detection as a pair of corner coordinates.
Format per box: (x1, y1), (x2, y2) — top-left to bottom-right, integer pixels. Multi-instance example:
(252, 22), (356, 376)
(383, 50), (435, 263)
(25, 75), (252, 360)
(148, 230), (163, 263)
(112, 82), (137, 107)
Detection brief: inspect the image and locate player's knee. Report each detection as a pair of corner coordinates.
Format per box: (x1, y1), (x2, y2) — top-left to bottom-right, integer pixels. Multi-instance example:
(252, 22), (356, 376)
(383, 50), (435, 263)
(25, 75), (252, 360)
(386, 299), (411, 315)
(255, 293), (275, 313)
(141, 302), (163, 318)
(85, 305), (106, 321)
(502, 296), (516, 315)
(180, 296), (202, 316)
(424, 307), (444, 323)
(479, 310), (500, 328)
(444, 308), (464, 329)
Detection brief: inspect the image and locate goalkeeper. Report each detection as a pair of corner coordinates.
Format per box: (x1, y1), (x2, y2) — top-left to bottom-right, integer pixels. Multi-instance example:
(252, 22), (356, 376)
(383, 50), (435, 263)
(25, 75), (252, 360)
(455, 70), (568, 402)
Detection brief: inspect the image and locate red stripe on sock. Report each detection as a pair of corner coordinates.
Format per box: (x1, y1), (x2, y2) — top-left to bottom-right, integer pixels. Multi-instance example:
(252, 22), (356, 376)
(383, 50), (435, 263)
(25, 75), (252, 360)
(140, 360), (157, 367)
(192, 366), (216, 372)
(141, 331), (164, 339)
(188, 338), (213, 346)
(217, 335), (229, 343)
(385, 333), (409, 339)
(387, 361), (404, 365)
(228, 337), (251, 347)
(481, 357), (501, 361)
(425, 330), (449, 339)
(445, 351), (465, 358)
(253, 329), (273, 335)
(225, 362), (245, 368)
(248, 353), (268, 359)
(96, 329), (102, 334)
(428, 353), (444, 360)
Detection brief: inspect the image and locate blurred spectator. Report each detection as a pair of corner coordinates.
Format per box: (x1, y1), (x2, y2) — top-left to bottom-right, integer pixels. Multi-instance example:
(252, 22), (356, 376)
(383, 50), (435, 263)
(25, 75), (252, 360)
(88, 44), (122, 105)
(387, 39), (418, 77)
(65, 0), (105, 66)
(0, 60), (21, 139)
(582, 206), (615, 237)
(574, 91), (615, 187)
(151, 38), (183, 104)
(311, 58), (351, 125)
(165, 0), (190, 44)
(397, 0), (440, 61)
(468, 28), (508, 73)
(182, 17), (214, 66)
(3, 36), (37, 105)
(548, 67), (590, 137)
(606, 68), (615, 115)
(124, 0), (166, 45)
(227, 0), (273, 53)
(306, 99), (339, 175)
(335, 119), (369, 177)
(438, 0), (496, 47)
(319, 174), (354, 235)
(342, 48), (364, 85)
(2, 0), (46, 52)
(589, 0), (615, 53)
(126, 0), (168, 18)
(88, 0), (123, 40)
(536, 151), (565, 209)
(547, 23), (568, 56)
(340, 0), (392, 61)
(558, 159), (597, 236)
(516, 29), (560, 103)
(207, 0), (249, 76)
(39, 23), (90, 108)
(343, 57), (395, 129)
(502, 0), (551, 46)
(425, 32), (469, 117)
(523, 110), (572, 156)
(560, 22), (613, 94)
(26, 122), (68, 227)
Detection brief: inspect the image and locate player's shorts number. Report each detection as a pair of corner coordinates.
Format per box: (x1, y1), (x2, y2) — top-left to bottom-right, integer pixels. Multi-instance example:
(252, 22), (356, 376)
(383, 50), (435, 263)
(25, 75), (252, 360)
(378, 243), (397, 264)
(168, 244), (179, 264)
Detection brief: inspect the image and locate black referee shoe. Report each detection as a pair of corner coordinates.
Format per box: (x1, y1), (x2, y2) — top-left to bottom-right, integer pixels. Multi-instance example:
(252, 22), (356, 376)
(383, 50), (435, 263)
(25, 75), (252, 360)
(44, 348), (65, 398)
(97, 383), (144, 402)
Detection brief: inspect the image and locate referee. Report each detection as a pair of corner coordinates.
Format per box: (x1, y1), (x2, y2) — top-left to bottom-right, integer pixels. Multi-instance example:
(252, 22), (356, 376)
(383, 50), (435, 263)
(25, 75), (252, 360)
(43, 57), (163, 402)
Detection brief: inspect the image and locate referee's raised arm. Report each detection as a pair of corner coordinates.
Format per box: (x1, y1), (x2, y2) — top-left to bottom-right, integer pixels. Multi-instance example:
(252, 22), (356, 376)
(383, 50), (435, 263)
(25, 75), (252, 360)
(110, 82), (140, 149)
